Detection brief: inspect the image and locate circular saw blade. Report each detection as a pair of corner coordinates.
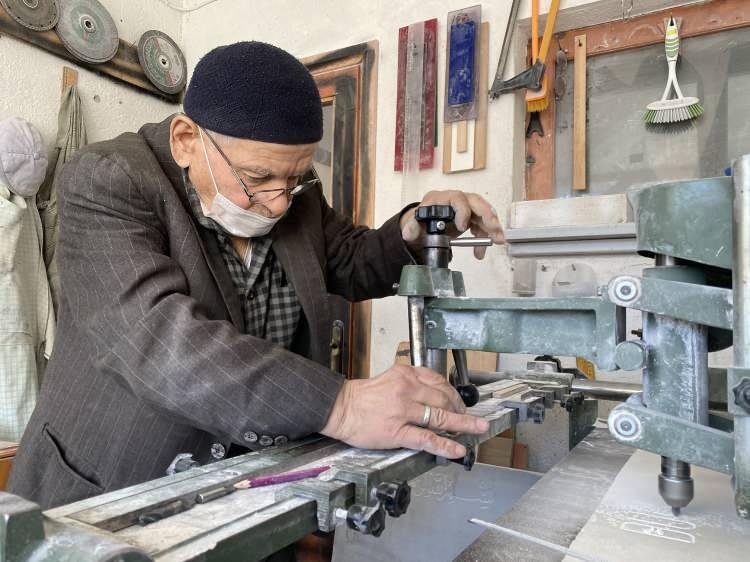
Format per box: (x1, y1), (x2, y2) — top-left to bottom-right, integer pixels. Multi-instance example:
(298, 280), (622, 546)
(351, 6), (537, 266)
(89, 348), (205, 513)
(0, 0), (59, 31)
(137, 30), (187, 94)
(55, 0), (118, 64)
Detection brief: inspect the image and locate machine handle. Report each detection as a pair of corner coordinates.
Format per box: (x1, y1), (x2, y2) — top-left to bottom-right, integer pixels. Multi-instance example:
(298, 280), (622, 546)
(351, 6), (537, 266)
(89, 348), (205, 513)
(450, 237), (493, 247)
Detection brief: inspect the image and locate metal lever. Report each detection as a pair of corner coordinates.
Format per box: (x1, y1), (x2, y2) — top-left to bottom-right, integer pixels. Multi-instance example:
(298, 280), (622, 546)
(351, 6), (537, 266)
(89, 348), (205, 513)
(452, 349), (480, 407)
(450, 237), (492, 248)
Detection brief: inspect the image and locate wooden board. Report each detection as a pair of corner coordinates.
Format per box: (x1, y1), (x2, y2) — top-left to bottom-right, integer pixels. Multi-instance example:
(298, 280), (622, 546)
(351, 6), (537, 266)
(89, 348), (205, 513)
(61, 66), (78, 93)
(573, 35), (587, 191)
(0, 9), (179, 102)
(478, 435), (515, 467)
(0, 441), (18, 491)
(456, 120), (469, 153)
(524, 42), (558, 200)
(512, 442), (529, 469)
(557, 0), (750, 60)
(472, 20), (489, 171)
(491, 382), (530, 399)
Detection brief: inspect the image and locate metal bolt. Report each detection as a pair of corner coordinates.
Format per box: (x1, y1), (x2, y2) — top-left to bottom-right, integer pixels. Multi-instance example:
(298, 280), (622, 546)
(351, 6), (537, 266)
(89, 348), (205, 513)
(436, 220), (446, 231)
(334, 508), (348, 521)
(609, 411), (641, 441)
(425, 320), (437, 329)
(609, 276), (641, 305)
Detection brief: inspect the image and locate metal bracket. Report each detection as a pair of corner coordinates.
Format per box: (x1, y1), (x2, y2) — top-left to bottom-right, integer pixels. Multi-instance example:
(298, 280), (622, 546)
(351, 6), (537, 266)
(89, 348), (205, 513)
(424, 295), (624, 370)
(608, 395), (734, 475)
(499, 395), (545, 424)
(608, 275), (733, 330)
(397, 265), (465, 298)
(276, 479), (353, 532)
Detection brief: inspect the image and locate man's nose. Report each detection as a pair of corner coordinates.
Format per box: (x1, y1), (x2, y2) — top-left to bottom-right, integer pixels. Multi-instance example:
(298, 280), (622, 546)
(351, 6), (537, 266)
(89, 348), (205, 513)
(265, 192), (291, 217)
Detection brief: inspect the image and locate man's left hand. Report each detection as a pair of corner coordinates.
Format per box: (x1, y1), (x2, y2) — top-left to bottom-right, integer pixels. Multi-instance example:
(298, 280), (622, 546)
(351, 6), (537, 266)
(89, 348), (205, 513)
(400, 190), (505, 259)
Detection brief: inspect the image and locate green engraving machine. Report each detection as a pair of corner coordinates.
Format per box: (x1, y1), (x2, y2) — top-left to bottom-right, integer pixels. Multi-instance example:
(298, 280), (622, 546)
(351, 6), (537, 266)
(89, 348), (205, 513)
(398, 155), (750, 519)
(1, 156), (749, 561)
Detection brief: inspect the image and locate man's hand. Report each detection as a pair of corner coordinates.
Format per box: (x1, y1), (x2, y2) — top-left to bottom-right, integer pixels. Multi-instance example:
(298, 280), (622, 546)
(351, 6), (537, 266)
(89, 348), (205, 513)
(400, 190), (505, 259)
(320, 364), (489, 459)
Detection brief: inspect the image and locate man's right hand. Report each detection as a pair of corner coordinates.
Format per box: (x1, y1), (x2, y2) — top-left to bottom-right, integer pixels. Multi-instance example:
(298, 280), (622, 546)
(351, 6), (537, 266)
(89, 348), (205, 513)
(320, 364), (489, 459)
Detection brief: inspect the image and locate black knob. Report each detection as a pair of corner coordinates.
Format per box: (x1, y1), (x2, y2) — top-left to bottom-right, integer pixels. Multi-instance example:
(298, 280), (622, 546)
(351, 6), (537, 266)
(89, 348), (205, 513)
(530, 402), (546, 424)
(415, 205), (456, 234)
(450, 444), (477, 471)
(375, 481), (412, 518)
(457, 384), (480, 407)
(345, 503), (386, 537)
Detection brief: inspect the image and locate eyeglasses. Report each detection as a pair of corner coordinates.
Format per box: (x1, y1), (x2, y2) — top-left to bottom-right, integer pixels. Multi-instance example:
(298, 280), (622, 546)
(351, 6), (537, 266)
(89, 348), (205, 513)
(202, 128), (320, 204)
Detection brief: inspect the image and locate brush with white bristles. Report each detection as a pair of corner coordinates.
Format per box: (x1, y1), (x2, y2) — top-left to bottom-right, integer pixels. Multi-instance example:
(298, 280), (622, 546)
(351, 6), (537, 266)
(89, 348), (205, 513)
(644, 16), (704, 124)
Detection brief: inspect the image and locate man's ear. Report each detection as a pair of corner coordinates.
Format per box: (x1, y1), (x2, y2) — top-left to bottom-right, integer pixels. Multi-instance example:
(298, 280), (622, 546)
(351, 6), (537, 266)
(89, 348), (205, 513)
(170, 114), (200, 168)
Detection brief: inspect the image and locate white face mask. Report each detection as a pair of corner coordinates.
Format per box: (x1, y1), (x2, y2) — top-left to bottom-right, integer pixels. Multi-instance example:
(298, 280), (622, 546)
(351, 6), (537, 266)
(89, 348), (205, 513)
(197, 129), (286, 238)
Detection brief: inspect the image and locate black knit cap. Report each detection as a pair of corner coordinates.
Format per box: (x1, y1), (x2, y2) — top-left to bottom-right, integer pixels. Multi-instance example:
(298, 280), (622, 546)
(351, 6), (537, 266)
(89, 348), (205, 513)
(183, 41), (323, 144)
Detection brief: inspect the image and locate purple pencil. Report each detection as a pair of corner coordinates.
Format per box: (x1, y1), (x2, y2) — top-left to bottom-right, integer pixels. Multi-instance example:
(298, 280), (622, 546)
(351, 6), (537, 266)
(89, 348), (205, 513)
(234, 465), (331, 490)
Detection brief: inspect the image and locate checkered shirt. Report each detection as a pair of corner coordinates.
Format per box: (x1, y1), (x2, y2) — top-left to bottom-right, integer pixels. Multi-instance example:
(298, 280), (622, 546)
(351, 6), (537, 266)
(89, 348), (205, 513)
(184, 181), (301, 347)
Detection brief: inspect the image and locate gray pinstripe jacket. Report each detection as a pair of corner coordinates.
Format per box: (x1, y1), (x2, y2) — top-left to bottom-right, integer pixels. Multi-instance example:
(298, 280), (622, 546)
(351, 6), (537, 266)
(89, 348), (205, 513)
(8, 117), (412, 509)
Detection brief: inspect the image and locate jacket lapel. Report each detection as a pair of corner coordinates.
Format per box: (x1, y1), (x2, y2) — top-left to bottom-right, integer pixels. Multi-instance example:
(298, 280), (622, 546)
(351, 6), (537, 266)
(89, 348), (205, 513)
(271, 214), (330, 364)
(143, 118), (245, 331)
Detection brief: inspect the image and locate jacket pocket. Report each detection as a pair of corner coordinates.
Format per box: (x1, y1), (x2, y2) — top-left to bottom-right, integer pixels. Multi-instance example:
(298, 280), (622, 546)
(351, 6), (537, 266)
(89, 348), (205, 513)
(41, 424), (105, 495)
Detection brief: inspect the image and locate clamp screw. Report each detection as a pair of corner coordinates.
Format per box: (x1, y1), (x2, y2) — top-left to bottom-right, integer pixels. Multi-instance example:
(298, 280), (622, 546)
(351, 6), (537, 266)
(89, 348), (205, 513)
(609, 411), (642, 441)
(374, 481), (412, 518)
(335, 503), (386, 537)
(613, 279), (639, 303)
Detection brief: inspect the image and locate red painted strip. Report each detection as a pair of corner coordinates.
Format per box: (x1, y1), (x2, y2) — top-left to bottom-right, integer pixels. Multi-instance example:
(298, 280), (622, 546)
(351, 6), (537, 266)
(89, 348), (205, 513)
(394, 19), (438, 171)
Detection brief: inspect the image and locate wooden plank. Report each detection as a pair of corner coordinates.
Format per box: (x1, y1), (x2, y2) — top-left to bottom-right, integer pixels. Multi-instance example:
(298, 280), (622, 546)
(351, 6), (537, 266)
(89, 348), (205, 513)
(61, 66), (78, 94)
(492, 383), (530, 399)
(558, 0), (750, 60)
(573, 35), (587, 192)
(0, 9), (179, 102)
(442, 120), (453, 173)
(524, 42), (557, 200)
(512, 442), (529, 469)
(0, 441), (17, 491)
(456, 120), (469, 153)
(473, 21), (489, 170)
(478, 436), (514, 467)
(0, 458), (13, 491)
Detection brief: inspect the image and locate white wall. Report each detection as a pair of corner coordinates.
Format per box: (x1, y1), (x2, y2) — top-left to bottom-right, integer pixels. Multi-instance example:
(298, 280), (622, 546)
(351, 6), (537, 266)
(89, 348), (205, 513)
(0, 0), (182, 149)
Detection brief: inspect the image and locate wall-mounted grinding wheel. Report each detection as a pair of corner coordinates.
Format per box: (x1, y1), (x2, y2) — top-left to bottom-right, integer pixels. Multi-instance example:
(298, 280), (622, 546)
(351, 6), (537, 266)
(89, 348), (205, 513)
(0, 0), (59, 31)
(55, 0), (119, 64)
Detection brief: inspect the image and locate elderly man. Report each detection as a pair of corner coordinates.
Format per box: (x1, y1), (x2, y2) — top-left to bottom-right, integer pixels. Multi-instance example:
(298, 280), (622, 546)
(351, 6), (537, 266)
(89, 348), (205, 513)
(9, 41), (504, 509)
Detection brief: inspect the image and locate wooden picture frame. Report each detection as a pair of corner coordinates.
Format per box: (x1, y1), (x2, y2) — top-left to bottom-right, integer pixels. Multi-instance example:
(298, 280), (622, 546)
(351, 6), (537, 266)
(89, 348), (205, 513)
(303, 42), (378, 379)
